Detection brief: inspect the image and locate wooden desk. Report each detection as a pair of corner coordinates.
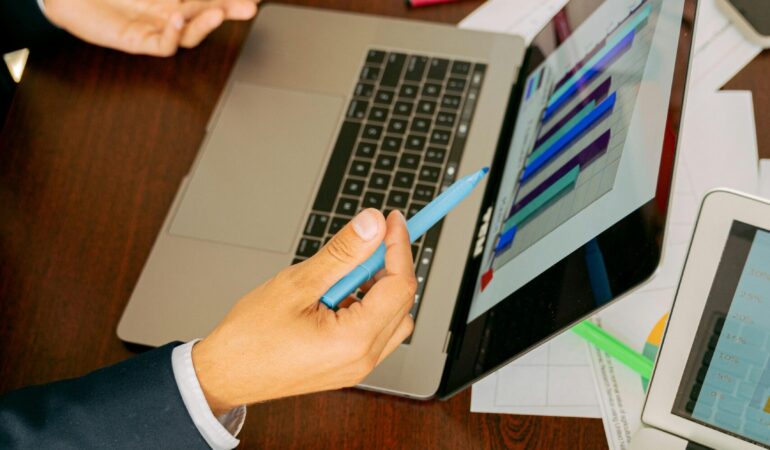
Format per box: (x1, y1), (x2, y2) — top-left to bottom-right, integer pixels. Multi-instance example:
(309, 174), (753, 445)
(0, 1), (767, 448)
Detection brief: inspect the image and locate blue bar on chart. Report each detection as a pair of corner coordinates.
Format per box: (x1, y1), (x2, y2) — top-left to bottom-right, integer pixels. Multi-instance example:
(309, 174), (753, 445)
(542, 3), (651, 121)
(521, 92), (616, 183)
(502, 165), (580, 234)
(536, 77), (612, 148)
(525, 68), (544, 101)
(494, 226), (517, 255)
(513, 130), (611, 215)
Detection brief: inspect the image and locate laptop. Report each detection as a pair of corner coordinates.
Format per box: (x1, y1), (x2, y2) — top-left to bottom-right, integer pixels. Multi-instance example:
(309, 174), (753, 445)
(119, 0), (698, 399)
(631, 190), (770, 450)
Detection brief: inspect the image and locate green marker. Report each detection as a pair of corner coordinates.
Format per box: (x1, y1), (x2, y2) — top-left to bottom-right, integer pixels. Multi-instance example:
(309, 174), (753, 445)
(572, 320), (654, 380)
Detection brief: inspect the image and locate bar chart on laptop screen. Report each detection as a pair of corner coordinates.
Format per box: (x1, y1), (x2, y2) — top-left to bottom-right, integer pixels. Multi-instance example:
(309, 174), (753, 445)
(480, 2), (655, 292)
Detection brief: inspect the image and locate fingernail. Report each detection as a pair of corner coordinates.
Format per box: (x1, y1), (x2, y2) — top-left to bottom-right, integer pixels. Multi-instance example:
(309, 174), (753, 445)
(352, 209), (379, 241)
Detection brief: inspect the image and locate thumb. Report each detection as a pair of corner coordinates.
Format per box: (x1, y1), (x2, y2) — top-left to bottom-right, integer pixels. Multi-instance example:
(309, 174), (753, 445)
(289, 209), (386, 302)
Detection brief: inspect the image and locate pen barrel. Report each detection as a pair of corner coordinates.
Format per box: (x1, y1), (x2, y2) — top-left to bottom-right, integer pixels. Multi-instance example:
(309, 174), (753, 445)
(406, 176), (477, 241)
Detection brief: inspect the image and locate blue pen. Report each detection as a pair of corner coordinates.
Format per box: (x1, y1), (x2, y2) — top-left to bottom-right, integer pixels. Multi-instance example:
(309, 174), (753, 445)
(321, 167), (489, 309)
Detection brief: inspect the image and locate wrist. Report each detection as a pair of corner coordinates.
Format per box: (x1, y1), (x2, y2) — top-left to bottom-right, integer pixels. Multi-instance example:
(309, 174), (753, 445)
(192, 339), (241, 416)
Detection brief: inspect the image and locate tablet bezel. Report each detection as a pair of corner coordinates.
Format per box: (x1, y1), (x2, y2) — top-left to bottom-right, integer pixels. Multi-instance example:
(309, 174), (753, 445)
(642, 189), (770, 450)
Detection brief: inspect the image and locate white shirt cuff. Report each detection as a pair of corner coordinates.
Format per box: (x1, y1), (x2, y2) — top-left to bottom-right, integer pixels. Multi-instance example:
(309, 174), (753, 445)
(171, 340), (246, 450)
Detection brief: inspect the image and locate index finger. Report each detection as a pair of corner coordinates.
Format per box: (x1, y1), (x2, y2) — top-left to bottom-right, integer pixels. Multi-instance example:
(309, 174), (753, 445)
(355, 211), (416, 330)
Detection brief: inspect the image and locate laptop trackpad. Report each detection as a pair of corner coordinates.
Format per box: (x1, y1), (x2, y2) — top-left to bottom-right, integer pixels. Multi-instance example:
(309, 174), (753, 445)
(170, 83), (343, 252)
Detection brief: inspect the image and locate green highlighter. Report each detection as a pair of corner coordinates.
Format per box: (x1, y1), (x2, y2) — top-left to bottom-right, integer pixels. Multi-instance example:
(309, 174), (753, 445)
(572, 320), (654, 380)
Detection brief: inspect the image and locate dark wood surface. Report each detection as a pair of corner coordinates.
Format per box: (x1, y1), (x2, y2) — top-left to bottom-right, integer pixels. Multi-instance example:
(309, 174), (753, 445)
(0, 1), (767, 448)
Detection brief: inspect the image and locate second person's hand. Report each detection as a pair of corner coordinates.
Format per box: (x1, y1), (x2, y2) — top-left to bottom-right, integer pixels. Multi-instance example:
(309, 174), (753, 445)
(191, 209), (417, 415)
(43, 0), (259, 56)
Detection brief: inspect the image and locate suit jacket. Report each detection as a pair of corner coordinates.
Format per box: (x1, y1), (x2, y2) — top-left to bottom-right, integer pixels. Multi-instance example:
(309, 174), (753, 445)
(0, 0), (63, 54)
(0, 343), (211, 449)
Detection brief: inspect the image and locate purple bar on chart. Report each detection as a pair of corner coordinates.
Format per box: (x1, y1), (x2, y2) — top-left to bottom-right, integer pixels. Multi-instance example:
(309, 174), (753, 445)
(494, 226), (517, 255)
(536, 77), (612, 147)
(536, 67), (545, 89)
(543, 30), (634, 122)
(512, 130), (611, 215)
(552, 38), (607, 92)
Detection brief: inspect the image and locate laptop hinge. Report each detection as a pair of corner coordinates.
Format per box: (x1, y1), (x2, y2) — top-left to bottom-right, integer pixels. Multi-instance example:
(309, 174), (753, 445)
(442, 331), (452, 354)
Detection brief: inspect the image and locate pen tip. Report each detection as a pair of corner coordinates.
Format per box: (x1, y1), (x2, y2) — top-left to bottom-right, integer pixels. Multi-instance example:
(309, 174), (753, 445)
(481, 167), (489, 175)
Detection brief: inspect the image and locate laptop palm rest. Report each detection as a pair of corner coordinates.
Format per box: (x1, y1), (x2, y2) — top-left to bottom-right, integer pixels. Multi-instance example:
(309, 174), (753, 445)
(170, 83), (343, 252)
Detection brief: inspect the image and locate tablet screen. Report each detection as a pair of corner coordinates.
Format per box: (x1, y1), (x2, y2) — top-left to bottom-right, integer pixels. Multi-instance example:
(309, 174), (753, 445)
(468, 0), (684, 321)
(673, 221), (770, 447)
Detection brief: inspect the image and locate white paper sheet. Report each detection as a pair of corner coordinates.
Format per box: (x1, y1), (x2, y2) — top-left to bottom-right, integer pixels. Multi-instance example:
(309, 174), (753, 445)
(588, 91), (759, 450)
(459, 0), (571, 44)
(471, 332), (601, 417)
(759, 160), (770, 199)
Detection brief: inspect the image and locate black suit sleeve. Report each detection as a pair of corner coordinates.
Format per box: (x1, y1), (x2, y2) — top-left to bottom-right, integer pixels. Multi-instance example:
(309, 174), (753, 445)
(0, 343), (211, 449)
(0, 0), (65, 53)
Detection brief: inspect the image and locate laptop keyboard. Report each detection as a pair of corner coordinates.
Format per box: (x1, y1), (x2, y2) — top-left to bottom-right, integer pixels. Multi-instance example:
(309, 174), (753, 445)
(293, 49), (486, 326)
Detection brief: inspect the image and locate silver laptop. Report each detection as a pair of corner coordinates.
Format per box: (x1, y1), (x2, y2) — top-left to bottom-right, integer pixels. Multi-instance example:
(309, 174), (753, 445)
(119, 0), (698, 399)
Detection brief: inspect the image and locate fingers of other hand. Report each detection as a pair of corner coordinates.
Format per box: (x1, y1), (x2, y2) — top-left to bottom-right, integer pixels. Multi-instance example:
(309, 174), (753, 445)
(122, 13), (184, 56)
(180, 8), (224, 48)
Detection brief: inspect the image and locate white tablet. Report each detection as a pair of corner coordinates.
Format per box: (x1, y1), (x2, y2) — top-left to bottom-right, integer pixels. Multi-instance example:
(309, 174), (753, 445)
(643, 189), (770, 449)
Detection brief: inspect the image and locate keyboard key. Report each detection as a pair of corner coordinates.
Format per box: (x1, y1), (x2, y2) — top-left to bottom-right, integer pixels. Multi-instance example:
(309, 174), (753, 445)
(393, 171), (415, 189)
(417, 100), (437, 116)
(436, 111), (456, 128)
(404, 55), (428, 82)
(297, 238), (321, 257)
(387, 118), (408, 135)
(387, 190), (410, 208)
(363, 191), (385, 209)
(405, 135), (426, 151)
(381, 136), (402, 153)
(362, 124), (383, 140)
(349, 160), (371, 178)
(381, 53), (406, 87)
(422, 83), (441, 98)
(356, 142), (376, 158)
(342, 178), (365, 196)
(441, 95), (462, 110)
(419, 165), (441, 183)
(374, 89), (395, 105)
(393, 101), (414, 117)
(446, 77), (467, 92)
(366, 49), (386, 64)
(368, 173), (391, 190)
(430, 129), (451, 146)
(427, 58), (449, 80)
(346, 99), (368, 119)
(425, 147), (446, 164)
(336, 198), (359, 216)
(355, 82), (374, 98)
(313, 121), (360, 212)
(399, 153), (420, 169)
(375, 154), (397, 171)
(304, 214), (329, 237)
(407, 203), (425, 218)
(399, 84), (418, 99)
(360, 66), (380, 81)
(328, 217), (347, 234)
(451, 60), (472, 76)
(368, 106), (388, 122)
(411, 117), (431, 134)
(414, 184), (435, 202)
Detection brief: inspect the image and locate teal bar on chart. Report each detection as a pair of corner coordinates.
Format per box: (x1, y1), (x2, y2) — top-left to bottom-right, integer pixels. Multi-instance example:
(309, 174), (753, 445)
(546, 4), (652, 110)
(502, 165), (580, 234)
(529, 101), (596, 165)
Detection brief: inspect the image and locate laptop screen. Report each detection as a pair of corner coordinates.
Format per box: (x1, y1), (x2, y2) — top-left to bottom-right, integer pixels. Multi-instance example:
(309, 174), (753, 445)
(439, 0), (696, 397)
(673, 221), (770, 447)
